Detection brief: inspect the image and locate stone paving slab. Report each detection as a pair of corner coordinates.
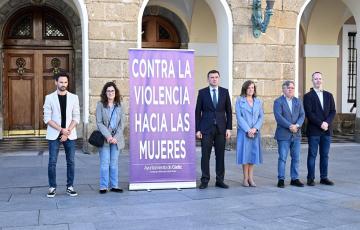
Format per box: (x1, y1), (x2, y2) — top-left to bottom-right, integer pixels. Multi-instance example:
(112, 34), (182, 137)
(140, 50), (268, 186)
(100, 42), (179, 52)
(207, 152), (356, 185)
(0, 194), (10, 202)
(0, 210), (39, 228)
(0, 198), (57, 212)
(39, 207), (117, 225)
(292, 207), (360, 227)
(69, 223), (97, 230)
(3, 224), (69, 230)
(318, 223), (360, 230)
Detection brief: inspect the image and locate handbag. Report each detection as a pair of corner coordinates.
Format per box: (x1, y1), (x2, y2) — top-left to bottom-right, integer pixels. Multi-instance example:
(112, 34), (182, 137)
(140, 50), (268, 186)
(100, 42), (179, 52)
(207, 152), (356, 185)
(88, 104), (117, 147)
(88, 130), (105, 147)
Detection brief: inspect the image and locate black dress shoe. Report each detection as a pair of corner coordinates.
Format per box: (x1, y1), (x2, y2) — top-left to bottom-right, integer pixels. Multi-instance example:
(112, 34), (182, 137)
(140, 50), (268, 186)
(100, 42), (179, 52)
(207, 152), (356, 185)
(199, 182), (208, 189)
(320, 178), (334, 186)
(99, 189), (107, 194)
(110, 188), (123, 193)
(215, 181), (229, 189)
(277, 179), (285, 188)
(290, 179), (304, 187)
(307, 179), (315, 186)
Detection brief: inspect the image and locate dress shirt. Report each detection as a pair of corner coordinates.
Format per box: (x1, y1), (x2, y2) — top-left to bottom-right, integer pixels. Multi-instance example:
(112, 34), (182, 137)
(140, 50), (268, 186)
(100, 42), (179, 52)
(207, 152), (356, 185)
(209, 86), (219, 104)
(286, 96), (293, 114)
(314, 88), (324, 109)
(106, 105), (118, 130)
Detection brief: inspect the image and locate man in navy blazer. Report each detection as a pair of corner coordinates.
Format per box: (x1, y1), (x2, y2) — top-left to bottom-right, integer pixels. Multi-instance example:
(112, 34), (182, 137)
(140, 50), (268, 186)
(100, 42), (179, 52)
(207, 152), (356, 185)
(274, 80), (305, 188)
(303, 72), (336, 186)
(195, 70), (232, 189)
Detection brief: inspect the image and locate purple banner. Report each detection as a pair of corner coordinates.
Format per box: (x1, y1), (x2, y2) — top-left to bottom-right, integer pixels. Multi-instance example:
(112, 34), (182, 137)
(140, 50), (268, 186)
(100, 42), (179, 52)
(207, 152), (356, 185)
(129, 49), (195, 188)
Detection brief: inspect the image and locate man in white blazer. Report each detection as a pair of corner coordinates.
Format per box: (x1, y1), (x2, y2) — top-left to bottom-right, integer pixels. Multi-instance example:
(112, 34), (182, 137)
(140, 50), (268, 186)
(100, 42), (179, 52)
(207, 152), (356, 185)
(43, 72), (80, 198)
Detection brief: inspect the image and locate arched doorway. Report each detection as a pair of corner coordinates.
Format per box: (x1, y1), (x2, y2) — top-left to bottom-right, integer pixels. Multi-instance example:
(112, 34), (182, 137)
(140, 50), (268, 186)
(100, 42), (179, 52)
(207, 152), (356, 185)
(138, 0), (233, 95)
(297, 0), (360, 140)
(2, 6), (74, 136)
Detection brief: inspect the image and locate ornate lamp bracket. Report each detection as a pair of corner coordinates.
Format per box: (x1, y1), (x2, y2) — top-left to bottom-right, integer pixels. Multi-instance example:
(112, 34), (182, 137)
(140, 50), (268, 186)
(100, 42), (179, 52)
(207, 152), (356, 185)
(252, 0), (275, 38)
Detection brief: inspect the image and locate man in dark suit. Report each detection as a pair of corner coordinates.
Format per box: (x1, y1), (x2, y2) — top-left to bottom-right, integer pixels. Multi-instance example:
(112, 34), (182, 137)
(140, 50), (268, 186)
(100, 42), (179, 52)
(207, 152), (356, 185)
(303, 72), (336, 186)
(195, 70), (232, 189)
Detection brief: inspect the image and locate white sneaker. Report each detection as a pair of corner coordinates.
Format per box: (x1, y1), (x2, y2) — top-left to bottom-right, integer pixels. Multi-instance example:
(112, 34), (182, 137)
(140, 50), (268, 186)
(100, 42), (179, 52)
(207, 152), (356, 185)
(66, 186), (78, 197)
(47, 187), (56, 198)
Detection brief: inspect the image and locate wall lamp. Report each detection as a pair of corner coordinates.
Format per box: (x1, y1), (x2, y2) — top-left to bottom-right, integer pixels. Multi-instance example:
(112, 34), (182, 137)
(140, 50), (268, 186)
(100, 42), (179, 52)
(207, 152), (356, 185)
(252, 0), (275, 38)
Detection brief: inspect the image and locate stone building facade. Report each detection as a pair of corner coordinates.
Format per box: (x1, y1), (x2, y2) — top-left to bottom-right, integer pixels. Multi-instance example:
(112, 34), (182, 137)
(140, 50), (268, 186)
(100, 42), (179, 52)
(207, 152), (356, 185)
(0, 0), (359, 151)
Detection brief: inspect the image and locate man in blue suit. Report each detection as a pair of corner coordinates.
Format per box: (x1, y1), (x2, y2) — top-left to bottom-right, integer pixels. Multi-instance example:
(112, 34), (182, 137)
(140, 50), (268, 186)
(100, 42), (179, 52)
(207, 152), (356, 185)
(195, 70), (232, 189)
(304, 72), (336, 186)
(274, 80), (305, 188)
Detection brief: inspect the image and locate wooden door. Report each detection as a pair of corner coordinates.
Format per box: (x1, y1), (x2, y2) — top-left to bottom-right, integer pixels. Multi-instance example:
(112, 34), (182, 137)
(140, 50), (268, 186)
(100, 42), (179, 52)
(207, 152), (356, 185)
(3, 49), (72, 136)
(142, 16), (180, 48)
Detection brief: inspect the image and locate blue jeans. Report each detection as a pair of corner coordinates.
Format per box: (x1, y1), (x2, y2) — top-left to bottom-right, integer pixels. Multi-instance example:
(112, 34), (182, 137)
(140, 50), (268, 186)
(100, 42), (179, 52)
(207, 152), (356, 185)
(48, 139), (75, 188)
(277, 139), (301, 180)
(99, 144), (120, 189)
(307, 135), (331, 180)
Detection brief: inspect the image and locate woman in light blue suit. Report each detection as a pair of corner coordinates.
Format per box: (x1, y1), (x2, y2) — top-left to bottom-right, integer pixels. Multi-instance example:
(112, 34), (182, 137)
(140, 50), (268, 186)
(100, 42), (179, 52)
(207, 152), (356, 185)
(236, 80), (264, 187)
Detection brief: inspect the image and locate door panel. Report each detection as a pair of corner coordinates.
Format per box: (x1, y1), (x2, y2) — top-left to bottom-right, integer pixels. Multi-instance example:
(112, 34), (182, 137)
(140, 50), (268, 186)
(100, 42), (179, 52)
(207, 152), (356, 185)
(40, 51), (72, 129)
(42, 52), (71, 97)
(9, 77), (34, 129)
(3, 49), (73, 136)
(4, 52), (36, 132)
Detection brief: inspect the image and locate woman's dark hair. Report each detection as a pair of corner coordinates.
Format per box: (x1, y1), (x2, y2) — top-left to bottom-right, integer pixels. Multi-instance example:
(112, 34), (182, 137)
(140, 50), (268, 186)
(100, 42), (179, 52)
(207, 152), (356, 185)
(240, 80), (257, 98)
(100, 81), (122, 107)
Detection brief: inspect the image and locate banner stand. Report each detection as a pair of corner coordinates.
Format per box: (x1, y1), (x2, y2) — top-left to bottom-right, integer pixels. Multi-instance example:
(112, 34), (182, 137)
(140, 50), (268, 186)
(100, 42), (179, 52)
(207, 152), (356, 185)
(128, 49), (196, 191)
(129, 181), (196, 191)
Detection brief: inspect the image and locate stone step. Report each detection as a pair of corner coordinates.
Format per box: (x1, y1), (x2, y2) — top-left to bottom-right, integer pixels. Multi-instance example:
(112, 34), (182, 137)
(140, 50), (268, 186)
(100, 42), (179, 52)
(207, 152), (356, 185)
(0, 137), (83, 153)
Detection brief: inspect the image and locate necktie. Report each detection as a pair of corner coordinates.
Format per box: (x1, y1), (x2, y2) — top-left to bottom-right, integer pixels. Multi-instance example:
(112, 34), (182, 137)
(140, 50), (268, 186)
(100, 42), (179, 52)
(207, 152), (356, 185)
(212, 89), (217, 108)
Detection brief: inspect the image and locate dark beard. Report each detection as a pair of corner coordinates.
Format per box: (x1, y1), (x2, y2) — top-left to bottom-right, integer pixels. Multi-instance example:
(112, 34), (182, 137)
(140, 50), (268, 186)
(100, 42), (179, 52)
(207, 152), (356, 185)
(58, 86), (67, 91)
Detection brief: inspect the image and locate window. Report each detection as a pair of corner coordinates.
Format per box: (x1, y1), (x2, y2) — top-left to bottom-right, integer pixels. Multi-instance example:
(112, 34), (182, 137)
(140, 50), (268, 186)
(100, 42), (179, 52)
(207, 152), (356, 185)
(159, 25), (170, 40)
(4, 7), (71, 46)
(43, 15), (68, 39)
(8, 14), (33, 38)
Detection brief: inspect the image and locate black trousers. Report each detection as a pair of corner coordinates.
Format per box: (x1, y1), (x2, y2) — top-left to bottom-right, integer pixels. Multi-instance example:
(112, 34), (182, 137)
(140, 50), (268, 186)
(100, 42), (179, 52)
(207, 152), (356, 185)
(200, 125), (226, 183)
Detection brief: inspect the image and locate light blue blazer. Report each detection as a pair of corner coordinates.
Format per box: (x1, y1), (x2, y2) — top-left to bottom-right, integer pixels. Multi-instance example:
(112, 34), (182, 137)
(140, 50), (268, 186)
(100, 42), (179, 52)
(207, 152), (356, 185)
(273, 95), (305, 141)
(236, 96), (264, 132)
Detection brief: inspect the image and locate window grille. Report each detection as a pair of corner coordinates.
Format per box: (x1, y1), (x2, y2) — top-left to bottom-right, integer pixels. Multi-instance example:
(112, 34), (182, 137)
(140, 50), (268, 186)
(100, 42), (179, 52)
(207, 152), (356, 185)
(347, 32), (357, 111)
(43, 15), (68, 39)
(9, 15), (33, 38)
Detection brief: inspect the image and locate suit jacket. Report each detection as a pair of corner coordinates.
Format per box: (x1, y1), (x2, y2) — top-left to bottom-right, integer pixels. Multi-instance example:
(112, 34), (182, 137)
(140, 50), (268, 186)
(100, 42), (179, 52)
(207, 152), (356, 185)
(273, 95), (305, 141)
(303, 89), (336, 136)
(43, 91), (80, 140)
(96, 101), (126, 150)
(195, 86), (232, 134)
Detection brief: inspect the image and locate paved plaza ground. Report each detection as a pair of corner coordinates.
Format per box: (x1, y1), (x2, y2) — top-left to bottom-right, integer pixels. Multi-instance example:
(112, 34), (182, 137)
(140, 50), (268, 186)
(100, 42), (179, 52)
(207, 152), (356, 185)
(1, 143), (360, 229)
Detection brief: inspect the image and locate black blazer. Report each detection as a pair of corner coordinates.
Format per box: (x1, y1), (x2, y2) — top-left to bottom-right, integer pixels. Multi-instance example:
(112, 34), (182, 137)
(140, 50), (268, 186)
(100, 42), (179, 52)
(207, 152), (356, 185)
(303, 89), (336, 136)
(195, 86), (232, 134)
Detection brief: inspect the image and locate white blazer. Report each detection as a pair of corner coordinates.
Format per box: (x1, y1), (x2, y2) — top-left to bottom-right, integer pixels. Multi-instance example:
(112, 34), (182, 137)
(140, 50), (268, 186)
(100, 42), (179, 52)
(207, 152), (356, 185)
(43, 91), (80, 140)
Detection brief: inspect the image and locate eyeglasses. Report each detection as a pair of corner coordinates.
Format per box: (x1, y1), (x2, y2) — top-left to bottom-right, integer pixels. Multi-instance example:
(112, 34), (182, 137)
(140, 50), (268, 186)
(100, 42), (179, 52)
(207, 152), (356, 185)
(106, 90), (115, 93)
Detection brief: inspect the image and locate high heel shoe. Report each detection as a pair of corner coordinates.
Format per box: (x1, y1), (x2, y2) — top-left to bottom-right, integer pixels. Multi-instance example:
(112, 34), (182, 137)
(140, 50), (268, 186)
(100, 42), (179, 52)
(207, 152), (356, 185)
(242, 180), (249, 187)
(248, 179), (256, 187)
